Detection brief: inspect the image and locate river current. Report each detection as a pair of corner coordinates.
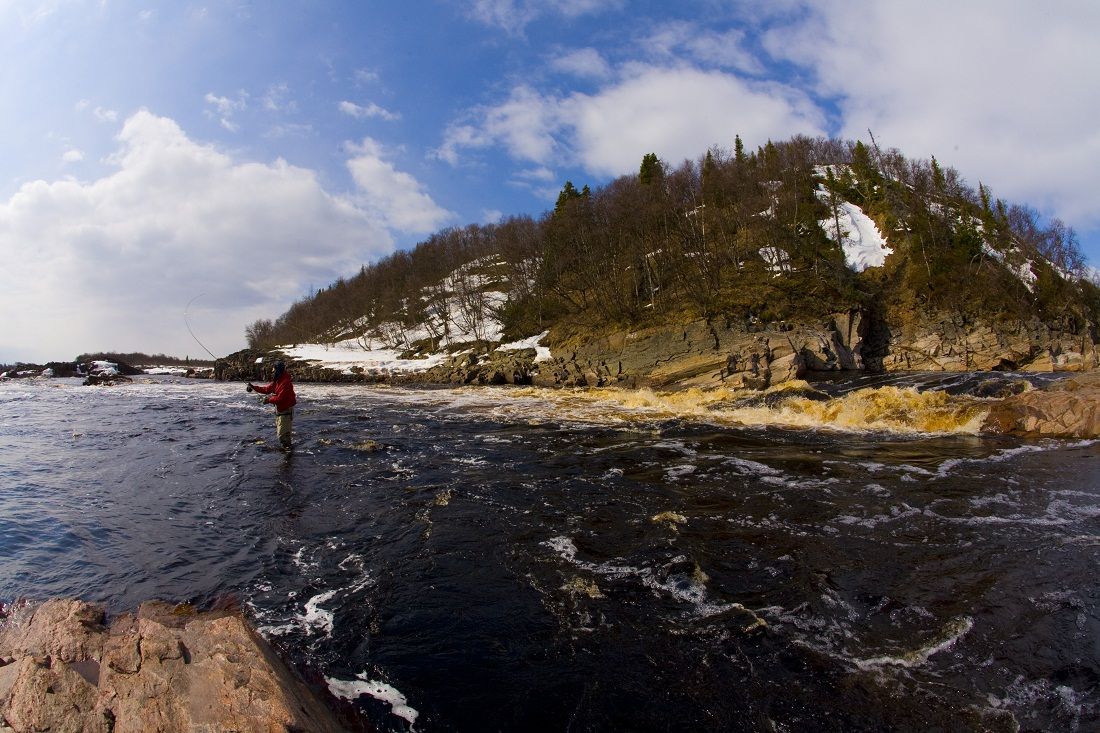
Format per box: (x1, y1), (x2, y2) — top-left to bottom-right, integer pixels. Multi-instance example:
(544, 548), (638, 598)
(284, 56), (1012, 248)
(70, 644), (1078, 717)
(1, 374), (1098, 731)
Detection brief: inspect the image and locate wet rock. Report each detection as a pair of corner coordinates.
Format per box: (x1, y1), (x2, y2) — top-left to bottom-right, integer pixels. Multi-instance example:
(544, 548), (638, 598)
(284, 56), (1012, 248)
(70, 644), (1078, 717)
(983, 372), (1100, 438)
(0, 598), (345, 733)
(82, 374), (134, 386)
(970, 377), (1031, 399)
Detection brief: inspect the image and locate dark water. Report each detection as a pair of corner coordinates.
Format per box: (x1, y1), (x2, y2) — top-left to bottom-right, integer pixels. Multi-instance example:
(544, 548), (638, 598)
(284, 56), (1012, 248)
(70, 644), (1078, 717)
(1, 376), (1099, 731)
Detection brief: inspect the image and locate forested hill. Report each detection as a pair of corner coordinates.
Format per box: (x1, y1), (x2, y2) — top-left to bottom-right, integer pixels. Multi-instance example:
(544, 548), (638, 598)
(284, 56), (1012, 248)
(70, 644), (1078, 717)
(245, 135), (1100, 361)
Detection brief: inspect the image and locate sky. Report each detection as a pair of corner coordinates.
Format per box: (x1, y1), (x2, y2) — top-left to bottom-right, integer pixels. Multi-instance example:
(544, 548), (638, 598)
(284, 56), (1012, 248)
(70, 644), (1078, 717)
(2, 0), (1099, 363)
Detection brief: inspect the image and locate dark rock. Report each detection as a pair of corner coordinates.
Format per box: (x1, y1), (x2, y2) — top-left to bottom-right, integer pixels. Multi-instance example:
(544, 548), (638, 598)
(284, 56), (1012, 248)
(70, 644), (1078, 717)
(82, 374), (133, 387)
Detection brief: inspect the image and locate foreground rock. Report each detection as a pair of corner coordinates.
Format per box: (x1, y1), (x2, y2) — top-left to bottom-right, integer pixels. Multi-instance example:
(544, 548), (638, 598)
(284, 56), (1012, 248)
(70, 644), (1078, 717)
(0, 598), (346, 732)
(983, 371), (1100, 438)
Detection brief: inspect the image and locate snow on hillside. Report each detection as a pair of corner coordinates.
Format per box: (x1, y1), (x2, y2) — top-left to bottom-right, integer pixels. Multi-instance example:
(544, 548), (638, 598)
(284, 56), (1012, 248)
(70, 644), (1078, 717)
(816, 189), (893, 272)
(280, 340), (451, 375)
(981, 243), (1037, 292)
(498, 331), (553, 362)
(277, 257), (552, 375)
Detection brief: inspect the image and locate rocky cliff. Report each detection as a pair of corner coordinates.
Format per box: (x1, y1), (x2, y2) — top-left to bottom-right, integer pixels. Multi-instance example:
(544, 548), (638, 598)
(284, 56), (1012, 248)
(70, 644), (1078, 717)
(881, 313), (1097, 373)
(0, 599), (347, 733)
(219, 306), (1097, 393)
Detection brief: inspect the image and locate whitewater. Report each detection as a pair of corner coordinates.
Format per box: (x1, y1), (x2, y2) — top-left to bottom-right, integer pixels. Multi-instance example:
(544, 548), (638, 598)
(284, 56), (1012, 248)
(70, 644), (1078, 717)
(1, 375), (1098, 731)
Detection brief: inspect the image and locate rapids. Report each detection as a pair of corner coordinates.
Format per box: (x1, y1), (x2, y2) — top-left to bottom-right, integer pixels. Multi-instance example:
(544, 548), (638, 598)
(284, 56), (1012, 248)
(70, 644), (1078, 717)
(1, 374), (1098, 731)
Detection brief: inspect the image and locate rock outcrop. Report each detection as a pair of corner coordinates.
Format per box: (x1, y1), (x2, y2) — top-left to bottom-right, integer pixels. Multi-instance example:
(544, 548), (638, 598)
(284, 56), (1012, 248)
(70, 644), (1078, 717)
(882, 313), (1097, 373)
(0, 598), (346, 733)
(982, 371), (1100, 438)
(531, 313), (866, 390)
(219, 308), (1099, 392)
(419, 348), (537, 386)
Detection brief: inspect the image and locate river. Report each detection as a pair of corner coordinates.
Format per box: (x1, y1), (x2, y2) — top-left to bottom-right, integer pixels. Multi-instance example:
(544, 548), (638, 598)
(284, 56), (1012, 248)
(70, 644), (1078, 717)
(1, 374), (1098, 731)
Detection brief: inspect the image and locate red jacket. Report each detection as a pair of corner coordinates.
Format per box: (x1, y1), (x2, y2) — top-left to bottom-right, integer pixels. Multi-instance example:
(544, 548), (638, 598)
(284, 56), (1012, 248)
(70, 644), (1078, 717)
(253, 372), (297, 412)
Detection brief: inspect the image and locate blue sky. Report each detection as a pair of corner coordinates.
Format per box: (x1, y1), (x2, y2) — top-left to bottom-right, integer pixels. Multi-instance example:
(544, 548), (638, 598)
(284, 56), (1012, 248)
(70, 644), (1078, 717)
(2, 0), (1099, 363)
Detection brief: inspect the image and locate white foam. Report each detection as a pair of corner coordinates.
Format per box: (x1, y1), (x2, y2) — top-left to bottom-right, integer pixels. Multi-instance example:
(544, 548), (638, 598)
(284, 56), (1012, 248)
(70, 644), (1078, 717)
(327, 673), (419, 729)
(934, 441), (1097, 479)
(723, 456), (783, 476)
(303, 590), (337, 636)
(855, 616), (973, 670)
(665, 464), (696, 480)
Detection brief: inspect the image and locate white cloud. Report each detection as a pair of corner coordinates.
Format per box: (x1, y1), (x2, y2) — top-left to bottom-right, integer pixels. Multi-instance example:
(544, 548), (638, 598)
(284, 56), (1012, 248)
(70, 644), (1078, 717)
(469, 0), (621, 34)
(764, 0), (1100, 229)
(353, 68), (380, 85)
(482, 209), (503, 224)
(261, 83), (295, 113)
(439, 65), (824, 177)
(566, 66), (824, 175)
(0, 0), (64, 28)
(515, 166), (556, 183)
(0, 110), (394, 362)
(61, 148), (84, 163)
(76, 101), (119, 123)
(345, 137), (454, 235)
(434, 124), (491, 166)
(551, 48), (611, 80)
(263, 122), (314, 139)
(203, 91), (247, 132)
(338, 100), (401, 122)
(644, 22), (763, 75)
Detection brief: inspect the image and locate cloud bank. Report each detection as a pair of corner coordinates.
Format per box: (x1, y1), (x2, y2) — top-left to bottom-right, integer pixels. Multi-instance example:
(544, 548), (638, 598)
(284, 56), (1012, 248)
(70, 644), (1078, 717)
(0, 111), (447, 362)
(438, 64), (825, 181)
(765, 0), (1100, 228)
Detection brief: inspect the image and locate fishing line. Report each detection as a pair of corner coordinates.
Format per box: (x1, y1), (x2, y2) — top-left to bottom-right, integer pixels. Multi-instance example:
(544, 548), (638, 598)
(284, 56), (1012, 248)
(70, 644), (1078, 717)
(184, 293), (219, 360)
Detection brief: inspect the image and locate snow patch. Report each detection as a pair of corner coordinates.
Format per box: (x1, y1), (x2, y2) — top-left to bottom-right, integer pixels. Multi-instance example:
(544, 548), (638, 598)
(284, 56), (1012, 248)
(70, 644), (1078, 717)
(498, 330), (553, 362)
(759, 247), (792, 275)
(816, 191), (892, 272)
(982, 244), (1037, 292)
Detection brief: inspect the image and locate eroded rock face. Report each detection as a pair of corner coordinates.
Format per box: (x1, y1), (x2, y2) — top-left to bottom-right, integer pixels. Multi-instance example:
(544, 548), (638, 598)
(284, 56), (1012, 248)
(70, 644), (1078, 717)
(0, 599), (345, 733)
(882, 314), (1098, 373)
(982, 372), (1100, 438)
(537, 313), (865, 390)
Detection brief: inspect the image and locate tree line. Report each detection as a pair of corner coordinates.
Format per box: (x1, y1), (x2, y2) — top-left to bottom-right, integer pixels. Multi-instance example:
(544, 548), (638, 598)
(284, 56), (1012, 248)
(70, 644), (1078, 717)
(246, 135), (1098, 351)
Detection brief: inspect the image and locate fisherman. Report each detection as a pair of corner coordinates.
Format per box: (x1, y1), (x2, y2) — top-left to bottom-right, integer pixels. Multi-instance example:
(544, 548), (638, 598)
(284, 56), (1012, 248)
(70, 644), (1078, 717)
(247, 360), (297, 451)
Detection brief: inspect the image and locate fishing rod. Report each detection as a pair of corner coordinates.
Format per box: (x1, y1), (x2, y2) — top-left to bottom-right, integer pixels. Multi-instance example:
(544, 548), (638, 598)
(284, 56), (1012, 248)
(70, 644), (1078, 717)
(184, 293), (219, 360)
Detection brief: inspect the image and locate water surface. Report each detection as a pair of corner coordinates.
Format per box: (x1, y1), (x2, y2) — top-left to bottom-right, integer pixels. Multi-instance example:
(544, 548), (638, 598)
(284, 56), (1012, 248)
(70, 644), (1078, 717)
(1, 376), (1098, 731)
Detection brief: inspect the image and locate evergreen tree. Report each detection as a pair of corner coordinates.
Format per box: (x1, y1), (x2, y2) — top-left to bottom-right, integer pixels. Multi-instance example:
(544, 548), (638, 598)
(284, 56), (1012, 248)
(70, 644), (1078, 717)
(639, 153), (662, 185)
(931, 156), (946, 192)
(555, 181), (581, 215)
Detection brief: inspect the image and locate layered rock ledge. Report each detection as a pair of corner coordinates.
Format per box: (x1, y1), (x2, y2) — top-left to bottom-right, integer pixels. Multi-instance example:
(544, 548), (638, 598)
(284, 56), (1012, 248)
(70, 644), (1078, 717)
(0, 598), (346, 733)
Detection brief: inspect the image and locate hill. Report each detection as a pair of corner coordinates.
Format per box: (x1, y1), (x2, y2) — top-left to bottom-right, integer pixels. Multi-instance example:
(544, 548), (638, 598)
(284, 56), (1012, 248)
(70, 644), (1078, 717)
(225, 136), (1100, 388)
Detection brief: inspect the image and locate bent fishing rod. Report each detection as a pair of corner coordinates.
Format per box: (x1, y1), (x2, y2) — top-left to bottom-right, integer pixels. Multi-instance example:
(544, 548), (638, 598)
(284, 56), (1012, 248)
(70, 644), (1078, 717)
(184, 293), (219, 361)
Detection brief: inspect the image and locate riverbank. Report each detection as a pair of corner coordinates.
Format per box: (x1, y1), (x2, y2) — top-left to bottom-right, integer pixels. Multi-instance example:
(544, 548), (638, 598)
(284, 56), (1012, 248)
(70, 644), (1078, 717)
(0, 598), (352, 732)
(217, 340), (1100, 439)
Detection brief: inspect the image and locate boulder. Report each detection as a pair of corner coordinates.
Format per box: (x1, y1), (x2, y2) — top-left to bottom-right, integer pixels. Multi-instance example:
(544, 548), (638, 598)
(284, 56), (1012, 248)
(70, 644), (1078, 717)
(0, 599), (346, 733)
(983, 372), (1100, 438)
